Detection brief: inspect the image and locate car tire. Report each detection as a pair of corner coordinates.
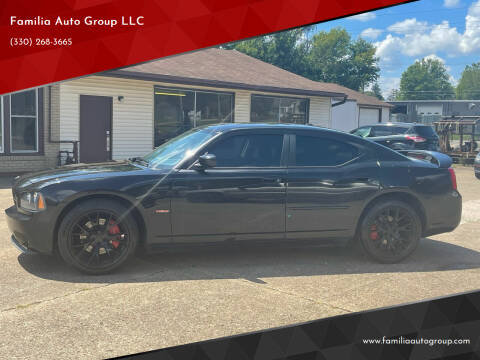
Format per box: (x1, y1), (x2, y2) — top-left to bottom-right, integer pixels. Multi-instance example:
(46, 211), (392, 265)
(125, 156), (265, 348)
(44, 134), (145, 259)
(358, 200), (421, 263)
(475, 172), (480, 180)
(57, 199), (139, 275)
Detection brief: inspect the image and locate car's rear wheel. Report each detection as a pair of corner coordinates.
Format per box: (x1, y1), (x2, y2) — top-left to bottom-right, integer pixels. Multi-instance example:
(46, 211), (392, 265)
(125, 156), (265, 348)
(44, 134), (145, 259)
(57, 199), (138, 274)
(359, 200), (421, 263)
(475, 172), (480, 180)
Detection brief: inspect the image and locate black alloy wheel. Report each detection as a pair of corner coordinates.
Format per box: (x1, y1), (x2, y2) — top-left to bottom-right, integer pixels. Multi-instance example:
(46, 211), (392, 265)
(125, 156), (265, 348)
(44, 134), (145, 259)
(57, 199), (138, 274)
(359, 200), (421, 263)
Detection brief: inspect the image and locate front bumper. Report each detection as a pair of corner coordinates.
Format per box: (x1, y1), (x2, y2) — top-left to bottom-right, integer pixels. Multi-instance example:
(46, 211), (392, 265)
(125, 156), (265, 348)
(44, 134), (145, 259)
(10, 235), (35, 254)
(5, 206), (55, 254)
(474, 163), (480, 175)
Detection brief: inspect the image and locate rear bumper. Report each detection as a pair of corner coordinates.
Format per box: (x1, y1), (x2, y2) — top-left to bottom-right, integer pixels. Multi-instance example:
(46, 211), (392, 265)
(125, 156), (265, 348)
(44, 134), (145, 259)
(423, 190), (462, 237)
(5, 206), (55, 254)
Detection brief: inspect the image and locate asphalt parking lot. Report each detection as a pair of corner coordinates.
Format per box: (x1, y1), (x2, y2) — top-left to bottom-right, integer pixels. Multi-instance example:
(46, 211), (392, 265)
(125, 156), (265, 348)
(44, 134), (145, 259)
(0, 167), (479, 359)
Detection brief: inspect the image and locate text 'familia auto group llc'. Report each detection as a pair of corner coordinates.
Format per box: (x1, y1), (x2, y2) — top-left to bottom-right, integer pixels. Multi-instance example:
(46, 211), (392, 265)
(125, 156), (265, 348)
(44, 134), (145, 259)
(10, 16), (145, 27)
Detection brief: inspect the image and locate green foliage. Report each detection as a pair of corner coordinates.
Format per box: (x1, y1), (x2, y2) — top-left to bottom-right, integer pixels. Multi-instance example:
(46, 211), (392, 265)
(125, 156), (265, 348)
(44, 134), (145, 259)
(456, 63), (480, 99)
(398, 58), (455, 100)
(225, 27), (380, 92)
(364, 82), (384, 100)
(387, 89), (400, 101)
(223, 28), (312, 77)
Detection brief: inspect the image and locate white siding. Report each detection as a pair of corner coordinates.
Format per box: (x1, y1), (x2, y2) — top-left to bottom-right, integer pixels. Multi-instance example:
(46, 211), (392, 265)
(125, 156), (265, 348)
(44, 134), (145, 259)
(381, 107), (390, 123)
(59, 75), (332, 160)
(234, 90), (251, 122)
(331, 100), (358, 132)
(60, 76), (154, 160)
(309, 96), (331, 128)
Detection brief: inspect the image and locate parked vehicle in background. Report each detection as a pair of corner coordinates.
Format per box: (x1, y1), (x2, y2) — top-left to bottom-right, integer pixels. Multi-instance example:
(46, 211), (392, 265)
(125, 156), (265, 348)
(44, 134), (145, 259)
(6, 124), (461, 274)
(350, 123), (440, 151)
(475, 152), (480, 179)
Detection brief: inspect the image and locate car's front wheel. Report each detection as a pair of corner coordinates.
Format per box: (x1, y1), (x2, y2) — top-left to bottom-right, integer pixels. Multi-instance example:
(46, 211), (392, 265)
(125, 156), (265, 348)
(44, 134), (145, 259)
(358, 200), (421, 263)
(57, 199), (139, 274)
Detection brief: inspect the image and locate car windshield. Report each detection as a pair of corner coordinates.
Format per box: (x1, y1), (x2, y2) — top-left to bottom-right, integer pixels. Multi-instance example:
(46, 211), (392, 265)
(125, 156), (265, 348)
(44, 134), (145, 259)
(351, 127), (370, 137)
(140, 128), (218, 169)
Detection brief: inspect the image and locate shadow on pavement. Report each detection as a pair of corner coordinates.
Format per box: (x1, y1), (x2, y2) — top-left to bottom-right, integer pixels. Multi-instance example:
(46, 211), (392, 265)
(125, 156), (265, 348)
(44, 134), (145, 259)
(17, 237), (480, 284)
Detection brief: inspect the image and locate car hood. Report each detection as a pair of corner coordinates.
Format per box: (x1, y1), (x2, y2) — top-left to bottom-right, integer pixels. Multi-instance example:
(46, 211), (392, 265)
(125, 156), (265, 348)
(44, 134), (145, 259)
(13, 161), (148, 191)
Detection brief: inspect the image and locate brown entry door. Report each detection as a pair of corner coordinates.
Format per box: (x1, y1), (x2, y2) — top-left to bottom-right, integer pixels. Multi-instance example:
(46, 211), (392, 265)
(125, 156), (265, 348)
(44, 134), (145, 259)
(79, 95), (112, 163)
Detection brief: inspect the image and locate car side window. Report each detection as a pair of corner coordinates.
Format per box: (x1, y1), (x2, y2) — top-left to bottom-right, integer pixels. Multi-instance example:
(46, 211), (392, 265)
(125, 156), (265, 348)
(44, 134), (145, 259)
(206, 134), (284, 167)
(295, 135), (360, 167)
(373, 126), (409, 136)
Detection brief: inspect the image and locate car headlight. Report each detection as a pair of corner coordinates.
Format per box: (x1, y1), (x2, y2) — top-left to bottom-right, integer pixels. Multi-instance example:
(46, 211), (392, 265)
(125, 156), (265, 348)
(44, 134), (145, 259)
(19, 192), (46, 212)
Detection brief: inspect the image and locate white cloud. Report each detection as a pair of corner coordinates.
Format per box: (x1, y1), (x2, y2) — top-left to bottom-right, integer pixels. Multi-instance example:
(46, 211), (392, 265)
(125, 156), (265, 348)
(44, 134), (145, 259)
(378, 77), (401, 98)
(444, 0), (461, 8)
(375, 0), (480, 63)
(361, 28), (383, 40)
(349, 12), (376, 22)
(387, 18), (429, 34)
(420, 54), (451, 71)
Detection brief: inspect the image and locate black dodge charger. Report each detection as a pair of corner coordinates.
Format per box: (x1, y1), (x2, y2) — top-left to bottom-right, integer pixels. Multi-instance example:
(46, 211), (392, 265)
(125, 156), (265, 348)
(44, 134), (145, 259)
(6, 124), (462, 274)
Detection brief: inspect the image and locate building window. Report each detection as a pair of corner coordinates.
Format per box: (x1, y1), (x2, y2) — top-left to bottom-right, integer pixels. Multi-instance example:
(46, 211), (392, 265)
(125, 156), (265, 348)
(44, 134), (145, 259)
(154, 87), (234, 147)
(251, 95), (308, 124)
(10, 89), (38, 153)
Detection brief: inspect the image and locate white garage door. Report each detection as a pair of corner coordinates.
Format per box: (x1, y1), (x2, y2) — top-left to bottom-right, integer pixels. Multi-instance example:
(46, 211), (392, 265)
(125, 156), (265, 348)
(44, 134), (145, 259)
(416, 104), (442, 115)
(359, 108), (380, 127)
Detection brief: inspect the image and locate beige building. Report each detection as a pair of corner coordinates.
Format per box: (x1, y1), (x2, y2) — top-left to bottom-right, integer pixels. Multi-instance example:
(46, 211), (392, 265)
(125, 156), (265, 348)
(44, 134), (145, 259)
(1, 48), (389, 174)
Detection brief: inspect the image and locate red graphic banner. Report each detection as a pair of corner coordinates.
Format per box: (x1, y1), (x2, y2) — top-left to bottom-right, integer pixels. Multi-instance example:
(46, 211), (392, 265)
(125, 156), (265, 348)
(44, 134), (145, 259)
(0, 0), (412, 94)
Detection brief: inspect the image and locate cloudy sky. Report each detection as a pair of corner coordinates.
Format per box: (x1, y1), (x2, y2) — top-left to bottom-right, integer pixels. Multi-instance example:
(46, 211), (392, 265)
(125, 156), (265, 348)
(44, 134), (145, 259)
(314, 0), (480, 97)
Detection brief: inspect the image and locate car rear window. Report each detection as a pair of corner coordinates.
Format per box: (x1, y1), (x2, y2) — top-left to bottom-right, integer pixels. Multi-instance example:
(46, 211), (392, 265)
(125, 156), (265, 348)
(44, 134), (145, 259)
(413, 126), (437, 137)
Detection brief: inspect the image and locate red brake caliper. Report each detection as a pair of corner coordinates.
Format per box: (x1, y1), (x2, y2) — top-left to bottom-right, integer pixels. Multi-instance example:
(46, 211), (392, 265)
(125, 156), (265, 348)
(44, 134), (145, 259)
(108, 220), (121, 248)
(369, 224), (378, 240)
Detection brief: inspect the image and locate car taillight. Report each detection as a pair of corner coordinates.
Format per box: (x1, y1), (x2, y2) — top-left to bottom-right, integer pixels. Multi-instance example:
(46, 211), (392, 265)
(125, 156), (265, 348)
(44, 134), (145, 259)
(405, 135), (426, 143)
(448, 167), (457, 190)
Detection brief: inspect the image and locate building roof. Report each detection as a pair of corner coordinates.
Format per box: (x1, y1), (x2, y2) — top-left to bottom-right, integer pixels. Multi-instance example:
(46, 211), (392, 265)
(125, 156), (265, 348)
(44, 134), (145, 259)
(324, 83), (393, 108)
(105, 48), (346, 98)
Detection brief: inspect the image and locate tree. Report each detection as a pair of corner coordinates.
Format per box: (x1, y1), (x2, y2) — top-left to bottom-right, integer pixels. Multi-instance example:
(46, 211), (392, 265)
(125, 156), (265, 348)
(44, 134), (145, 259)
(225, 27), (380, 92)
(307, 28), (379, 91)
(398, 58), (455, 100)
(365, 82), (384, 100)
(387, 89), (400, 101)
(456, 62), (480, 99)
(222, 27), (312, 77)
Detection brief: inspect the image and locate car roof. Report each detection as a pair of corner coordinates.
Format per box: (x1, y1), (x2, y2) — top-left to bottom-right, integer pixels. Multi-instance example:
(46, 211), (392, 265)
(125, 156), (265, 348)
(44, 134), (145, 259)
(367, 122), (428, 127)
(201, 122), (345, 135)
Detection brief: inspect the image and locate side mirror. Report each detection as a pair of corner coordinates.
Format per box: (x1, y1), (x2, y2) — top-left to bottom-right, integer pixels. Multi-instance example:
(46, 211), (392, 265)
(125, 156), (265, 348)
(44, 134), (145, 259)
(196, 153), (216, 169)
